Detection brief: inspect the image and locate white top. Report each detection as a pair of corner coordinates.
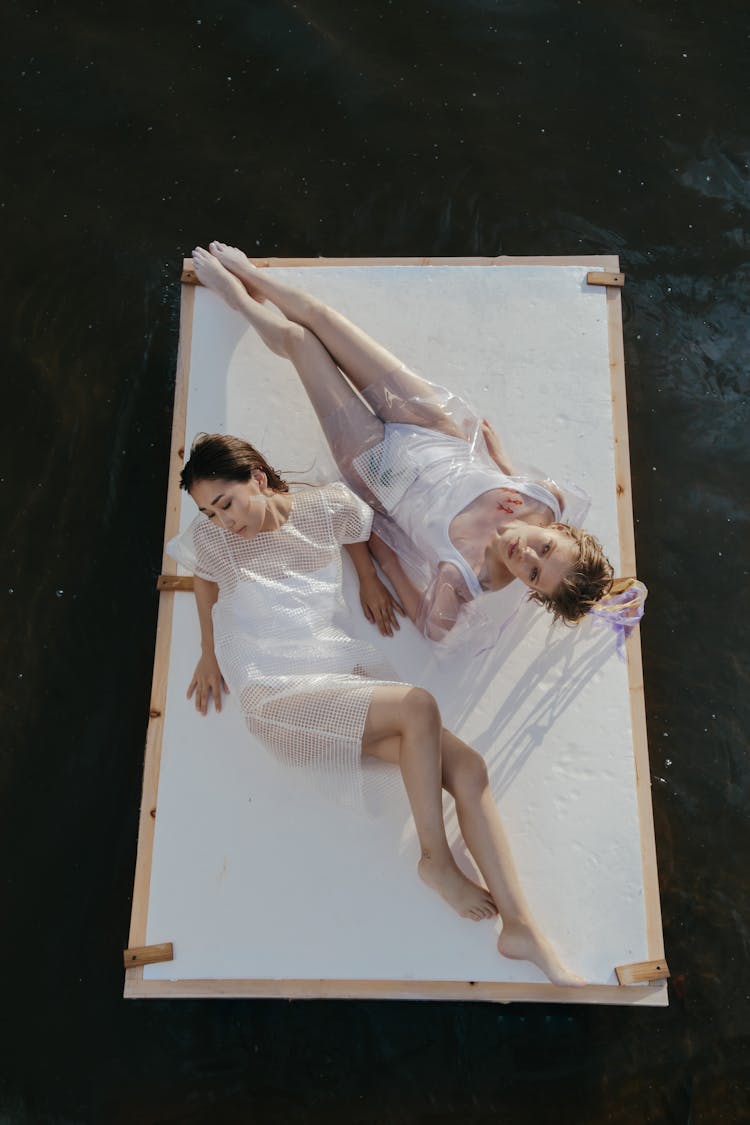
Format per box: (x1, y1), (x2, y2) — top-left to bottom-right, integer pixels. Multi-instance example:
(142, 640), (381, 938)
(352, 421), (574, 636)
(167, 481), (400, 807)
(385, 424), (563, 597)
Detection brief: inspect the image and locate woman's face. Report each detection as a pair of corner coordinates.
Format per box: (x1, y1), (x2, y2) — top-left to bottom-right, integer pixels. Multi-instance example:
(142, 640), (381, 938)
(190, 472), (269, 539)
(487, 520), (579, 596)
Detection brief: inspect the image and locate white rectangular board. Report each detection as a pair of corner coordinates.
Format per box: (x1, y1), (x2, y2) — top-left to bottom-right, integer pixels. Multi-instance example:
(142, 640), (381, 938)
(127, 261), (666, 1004)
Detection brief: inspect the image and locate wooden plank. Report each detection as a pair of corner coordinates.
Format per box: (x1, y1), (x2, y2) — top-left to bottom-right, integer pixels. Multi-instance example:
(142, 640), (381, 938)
(181, 254), (621, 285)
(125, 282), (195, 993)
(605, 280), (666, 968)
(157, 574), (194, 592)
(124, 975), (667, 1005)
(123, 942), (174, 969)
(587, 271), (625, 287)
(615, 959), (670, 985)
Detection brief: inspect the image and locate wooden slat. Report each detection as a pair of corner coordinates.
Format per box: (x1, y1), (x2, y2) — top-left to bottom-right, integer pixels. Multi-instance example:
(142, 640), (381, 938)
(615, 959), (670, 985)
(123, 942), (174, 969)
(181, 254), (621, 285)
(157, 574), (194, 592)
(605, 280), (665, 968)
(124, 975), (668, 1005)
(126, 282), (194, 982)
(587, 271), (625, 287)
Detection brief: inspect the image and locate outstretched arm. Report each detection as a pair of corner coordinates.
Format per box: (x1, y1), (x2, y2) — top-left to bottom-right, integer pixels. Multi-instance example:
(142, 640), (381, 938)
(481, 419), (515, 476)
(187, 576), (229, 715)
(345, 541), (405, 637)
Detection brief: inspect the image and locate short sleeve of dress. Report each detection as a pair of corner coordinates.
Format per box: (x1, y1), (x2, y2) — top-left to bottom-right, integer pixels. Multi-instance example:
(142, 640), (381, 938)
(166, 517), (220, 582)
(324, 481), (374, 545)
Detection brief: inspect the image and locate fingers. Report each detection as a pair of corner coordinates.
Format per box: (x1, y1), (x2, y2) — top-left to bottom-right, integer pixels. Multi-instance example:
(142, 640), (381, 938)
(382, 602), (400, 634)
(189, 677), (226, 715)
(377, 608), (393, 637)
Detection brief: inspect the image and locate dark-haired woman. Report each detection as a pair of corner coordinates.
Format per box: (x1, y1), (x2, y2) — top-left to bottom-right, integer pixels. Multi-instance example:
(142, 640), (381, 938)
(189, 243), (633, 644)
(168, 430), (584, 987)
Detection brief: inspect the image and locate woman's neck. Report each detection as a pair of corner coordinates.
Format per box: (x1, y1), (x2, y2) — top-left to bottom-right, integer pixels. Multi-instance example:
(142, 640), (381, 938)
(261, 490), (293, 532)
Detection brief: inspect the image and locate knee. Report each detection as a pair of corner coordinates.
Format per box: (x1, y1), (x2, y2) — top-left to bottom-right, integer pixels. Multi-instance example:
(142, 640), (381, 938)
(401, 687), (442, 737)
(281, 322), (308, 360)
(451, 749), (490, 802)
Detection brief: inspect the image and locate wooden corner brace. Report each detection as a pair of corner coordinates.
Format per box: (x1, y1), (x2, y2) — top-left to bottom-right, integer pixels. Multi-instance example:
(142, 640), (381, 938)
(615, 958), (670, 985)
(157, 574), (194, 592)
(586, 271), (625, 288)
(123, 942), (174, 970)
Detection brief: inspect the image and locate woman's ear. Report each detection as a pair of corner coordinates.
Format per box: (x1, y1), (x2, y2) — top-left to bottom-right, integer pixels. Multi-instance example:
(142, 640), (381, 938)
(252, 468), (269, 491)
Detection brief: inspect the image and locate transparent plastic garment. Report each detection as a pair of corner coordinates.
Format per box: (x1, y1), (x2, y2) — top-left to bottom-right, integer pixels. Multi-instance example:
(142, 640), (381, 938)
(308, 367), (591, 648)
(168, 482), (402, 809)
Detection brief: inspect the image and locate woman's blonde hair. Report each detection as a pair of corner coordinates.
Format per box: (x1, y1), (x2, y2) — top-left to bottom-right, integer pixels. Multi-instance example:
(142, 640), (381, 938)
(179, 433), (289, 494)
(528, 524), (617, 624)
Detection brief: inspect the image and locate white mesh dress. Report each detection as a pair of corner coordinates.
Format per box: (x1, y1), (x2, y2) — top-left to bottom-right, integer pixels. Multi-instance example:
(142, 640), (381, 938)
(167, 481), (401, 806)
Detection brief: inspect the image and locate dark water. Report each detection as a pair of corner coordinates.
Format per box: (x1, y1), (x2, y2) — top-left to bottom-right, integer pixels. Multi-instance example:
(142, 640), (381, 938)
(2, 1), (748, 1122)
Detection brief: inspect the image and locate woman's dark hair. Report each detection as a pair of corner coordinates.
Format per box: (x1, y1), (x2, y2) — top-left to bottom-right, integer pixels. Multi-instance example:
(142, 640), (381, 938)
(179, 433), (289, 493)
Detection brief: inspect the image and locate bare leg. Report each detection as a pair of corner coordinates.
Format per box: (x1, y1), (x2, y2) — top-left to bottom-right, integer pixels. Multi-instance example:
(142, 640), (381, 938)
(192, 248), (386, 504)
(362, 685), (496, 921)
(208, 241), (467, 438)
(440, 731), (585, 986)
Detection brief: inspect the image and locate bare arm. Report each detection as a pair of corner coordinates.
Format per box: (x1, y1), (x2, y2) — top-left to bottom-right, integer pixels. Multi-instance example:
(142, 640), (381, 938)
(418, 566), (467, 641)
(345, 540), (405, 637)
(369, 535), (467, 640)
(187, 576), (228, 715)
(481, 418), (515, 476)
(368, 534), (423, 625)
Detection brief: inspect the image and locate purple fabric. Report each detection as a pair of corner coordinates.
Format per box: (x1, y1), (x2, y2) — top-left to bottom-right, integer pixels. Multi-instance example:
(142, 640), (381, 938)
(589, 580), (648, 659)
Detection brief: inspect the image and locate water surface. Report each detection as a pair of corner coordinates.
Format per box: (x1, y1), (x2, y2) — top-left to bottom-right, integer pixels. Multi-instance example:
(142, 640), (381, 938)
(1, 1), (748, 1121)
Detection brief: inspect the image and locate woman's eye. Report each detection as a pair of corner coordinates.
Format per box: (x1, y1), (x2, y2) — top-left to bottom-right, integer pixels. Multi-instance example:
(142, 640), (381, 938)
(222, 501), (231, 510)
(543, 541), (551, 554)
(530, 566), (539, 582)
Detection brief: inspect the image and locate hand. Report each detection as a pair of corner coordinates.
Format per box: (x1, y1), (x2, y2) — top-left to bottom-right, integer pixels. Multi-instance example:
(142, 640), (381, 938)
(187, 652), (229, 716)
(358, 571), (405, 637)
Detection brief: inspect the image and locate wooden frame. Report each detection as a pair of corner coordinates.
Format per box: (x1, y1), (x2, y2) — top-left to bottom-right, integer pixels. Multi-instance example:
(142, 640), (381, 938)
(125, 256), (666, 1004)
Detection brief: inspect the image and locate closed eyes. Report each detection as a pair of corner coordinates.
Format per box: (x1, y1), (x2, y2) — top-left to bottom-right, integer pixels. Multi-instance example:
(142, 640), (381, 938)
(207, 500), (232, 520)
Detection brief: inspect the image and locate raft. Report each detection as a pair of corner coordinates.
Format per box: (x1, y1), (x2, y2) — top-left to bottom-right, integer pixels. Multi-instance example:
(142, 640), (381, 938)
(125, 257), (666, 1005)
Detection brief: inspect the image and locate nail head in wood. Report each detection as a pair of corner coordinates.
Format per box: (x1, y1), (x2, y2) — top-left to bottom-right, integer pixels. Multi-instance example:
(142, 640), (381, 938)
(157, 575), (194, 592)
(587, 271), (625, 288)
(123, 942), (174, 969)
(181, 261), (199, 285)
(615, 959), (670, 985)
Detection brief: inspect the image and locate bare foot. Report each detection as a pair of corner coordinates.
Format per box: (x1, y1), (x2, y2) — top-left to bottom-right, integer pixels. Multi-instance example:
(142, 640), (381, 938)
(192, 246), (251, 310)
(497, 920), (586, 987)
(418, 854), (497, 921)
(208, 240), (266, 302)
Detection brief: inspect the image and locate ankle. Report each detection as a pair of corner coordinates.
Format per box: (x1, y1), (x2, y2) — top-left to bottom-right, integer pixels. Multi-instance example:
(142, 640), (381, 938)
(418, 847), (453, 872)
